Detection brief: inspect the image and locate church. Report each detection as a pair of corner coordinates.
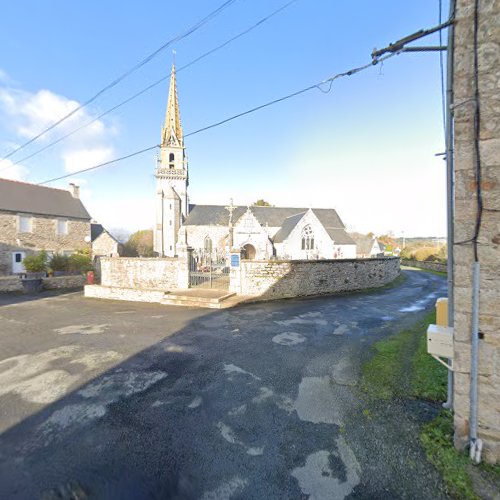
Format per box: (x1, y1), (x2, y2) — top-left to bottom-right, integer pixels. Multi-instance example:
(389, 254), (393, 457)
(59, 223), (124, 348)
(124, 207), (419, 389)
(153, 65), (356, 261)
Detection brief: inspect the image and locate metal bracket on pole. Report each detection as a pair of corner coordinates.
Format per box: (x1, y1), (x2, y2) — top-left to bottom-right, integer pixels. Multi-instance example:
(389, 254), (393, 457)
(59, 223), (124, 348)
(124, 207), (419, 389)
(372, 20), (453, 60)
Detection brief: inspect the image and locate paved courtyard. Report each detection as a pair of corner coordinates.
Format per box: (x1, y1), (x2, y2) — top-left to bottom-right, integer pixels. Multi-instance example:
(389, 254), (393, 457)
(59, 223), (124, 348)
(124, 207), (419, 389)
(0, 269), (448, 499)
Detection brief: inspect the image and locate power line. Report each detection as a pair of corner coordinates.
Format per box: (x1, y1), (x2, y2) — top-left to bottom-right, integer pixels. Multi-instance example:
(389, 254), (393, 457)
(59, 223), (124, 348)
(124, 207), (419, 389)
(39, 145), (160, 185)
(38, 51), (398, 186)
(1, 0), (299, 173)
(0, 0), (239, 163)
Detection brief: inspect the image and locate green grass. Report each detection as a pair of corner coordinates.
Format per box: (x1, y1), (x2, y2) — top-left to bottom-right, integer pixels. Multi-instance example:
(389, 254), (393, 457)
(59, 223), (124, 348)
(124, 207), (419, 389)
(361, 312), (500, 499)
(361, 311), (439, 400)
(421, 410), (479, 499)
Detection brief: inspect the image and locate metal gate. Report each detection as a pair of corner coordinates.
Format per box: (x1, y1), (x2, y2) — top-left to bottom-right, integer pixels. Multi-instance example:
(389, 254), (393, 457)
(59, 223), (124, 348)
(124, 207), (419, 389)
(189, 250), (230, 290)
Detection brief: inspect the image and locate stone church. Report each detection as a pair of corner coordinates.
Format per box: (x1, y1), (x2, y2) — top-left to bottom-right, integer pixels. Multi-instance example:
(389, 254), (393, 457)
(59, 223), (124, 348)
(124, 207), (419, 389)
(154, 65), (356, 261)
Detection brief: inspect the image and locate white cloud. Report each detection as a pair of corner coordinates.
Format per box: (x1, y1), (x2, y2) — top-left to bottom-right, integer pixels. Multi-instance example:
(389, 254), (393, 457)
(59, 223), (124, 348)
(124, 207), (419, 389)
(0, 86), (116, 174)
(61, 147), (114, 173)
(0, 159), (29, 181)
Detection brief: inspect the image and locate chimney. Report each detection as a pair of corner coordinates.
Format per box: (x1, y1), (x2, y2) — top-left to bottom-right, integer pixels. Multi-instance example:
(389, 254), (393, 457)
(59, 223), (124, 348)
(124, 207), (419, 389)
(69, 183), (80, 199)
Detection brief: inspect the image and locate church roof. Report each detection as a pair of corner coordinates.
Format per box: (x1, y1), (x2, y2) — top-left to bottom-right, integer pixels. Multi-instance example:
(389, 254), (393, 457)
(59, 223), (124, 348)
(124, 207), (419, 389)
(349, 233), (378, 254)
(273, 212), (306, 243)
(185, 204), (350, 240)
(162, 64), (183, 148)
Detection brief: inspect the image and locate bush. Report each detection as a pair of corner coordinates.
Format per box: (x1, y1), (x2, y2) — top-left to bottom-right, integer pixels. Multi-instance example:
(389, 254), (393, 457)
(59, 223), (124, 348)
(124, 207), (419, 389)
(413, 247), (439, 262)
(49, 253), (69, 272)
(23, 251), (48, 273)
(67, 252), (93, 274)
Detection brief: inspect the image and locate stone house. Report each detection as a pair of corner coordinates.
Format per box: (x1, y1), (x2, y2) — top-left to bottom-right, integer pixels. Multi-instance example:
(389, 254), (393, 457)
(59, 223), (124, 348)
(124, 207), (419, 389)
(153, 64), (356, 261)
(0, 179), (91, 275)
(91, 223), (121, 257)
(451, 0), (500, 463)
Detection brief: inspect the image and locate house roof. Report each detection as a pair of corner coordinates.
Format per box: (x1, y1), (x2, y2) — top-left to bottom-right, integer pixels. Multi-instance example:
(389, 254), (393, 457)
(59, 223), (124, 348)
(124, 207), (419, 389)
(0, 178), (91, 220)
(349, 233), (378, 254)
(327, 228), (356, 245)
(91, 223), (119, 243)
(185, 204), (345, 230)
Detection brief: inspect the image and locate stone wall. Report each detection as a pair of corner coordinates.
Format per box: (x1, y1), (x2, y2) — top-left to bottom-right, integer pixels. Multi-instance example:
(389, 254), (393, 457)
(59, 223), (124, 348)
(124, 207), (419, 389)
(0, 211), (90, 275)
(92, 232), (120, 257)
(100, 257), (180, 290)
(401, 259), (447, 273)
(0, 275), (86, 293)
(236, 257), (400, 299)
(452, 0), (500, 463)
(0, 276), (23, 293)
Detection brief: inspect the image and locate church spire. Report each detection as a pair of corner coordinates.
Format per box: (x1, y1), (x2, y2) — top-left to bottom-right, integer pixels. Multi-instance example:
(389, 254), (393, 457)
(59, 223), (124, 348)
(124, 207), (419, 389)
(162, 63), (184, 148)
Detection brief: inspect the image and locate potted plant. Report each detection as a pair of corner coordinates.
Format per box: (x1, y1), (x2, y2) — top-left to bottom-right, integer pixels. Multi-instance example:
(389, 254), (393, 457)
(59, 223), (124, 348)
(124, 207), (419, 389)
(21, 251), (48, 293)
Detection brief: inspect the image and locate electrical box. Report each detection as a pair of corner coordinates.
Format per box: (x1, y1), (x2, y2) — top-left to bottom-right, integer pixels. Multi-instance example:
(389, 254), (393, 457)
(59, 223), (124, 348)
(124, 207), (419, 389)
(436, 297), (448, 327)
(427, 324), (454, 359)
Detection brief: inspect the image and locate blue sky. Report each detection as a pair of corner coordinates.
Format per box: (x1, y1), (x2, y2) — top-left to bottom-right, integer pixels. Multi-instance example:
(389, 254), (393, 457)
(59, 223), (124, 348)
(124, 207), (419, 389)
(0, 0), (449, 236)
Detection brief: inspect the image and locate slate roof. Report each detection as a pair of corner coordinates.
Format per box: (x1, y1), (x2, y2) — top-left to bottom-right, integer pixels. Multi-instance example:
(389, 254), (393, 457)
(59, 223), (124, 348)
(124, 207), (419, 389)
(91, 223), (119, 243)
(185, 204), (345, 229)
(327, 228), (356, 245)
(0, 179), (91, 220)
(273, 212), (306, 243)
(349, 233), (378, 254)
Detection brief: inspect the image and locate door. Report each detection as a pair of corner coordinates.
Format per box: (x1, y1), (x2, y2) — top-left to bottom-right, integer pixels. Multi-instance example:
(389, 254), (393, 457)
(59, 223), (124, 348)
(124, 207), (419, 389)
(12, 252), (25, 273)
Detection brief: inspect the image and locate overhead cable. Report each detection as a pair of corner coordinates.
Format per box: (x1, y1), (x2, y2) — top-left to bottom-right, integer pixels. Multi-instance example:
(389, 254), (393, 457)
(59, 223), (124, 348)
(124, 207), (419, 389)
(0, 0), (239, 163)
(39, 51), (398, 185)
(0, 0), (299, 173)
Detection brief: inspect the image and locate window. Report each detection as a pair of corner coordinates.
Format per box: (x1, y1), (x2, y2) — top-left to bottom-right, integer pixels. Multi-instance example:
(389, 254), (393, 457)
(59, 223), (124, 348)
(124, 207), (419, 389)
(301, 225), (314, 250)
(18, 215), (32, 233)
(57, 219), (68, 235)
(169, 153), (175, 162)
(15, 253), (22, 263)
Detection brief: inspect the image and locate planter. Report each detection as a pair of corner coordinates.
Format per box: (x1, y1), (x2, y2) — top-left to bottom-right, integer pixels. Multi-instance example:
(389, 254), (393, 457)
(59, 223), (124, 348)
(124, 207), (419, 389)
(21, 278), (43, 294)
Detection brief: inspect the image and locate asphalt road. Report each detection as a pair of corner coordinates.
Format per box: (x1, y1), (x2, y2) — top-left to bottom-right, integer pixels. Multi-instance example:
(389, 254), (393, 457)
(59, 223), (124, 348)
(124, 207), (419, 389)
(0, 269), (448, 499)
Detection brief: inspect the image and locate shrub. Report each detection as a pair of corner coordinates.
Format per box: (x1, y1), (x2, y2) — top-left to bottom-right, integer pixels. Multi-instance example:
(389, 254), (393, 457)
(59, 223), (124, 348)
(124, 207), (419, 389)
(413, 246), (439, 262)
(23, 251), (48, 273)
(68, 252), (93, 274)
(49, 253), (69, 272)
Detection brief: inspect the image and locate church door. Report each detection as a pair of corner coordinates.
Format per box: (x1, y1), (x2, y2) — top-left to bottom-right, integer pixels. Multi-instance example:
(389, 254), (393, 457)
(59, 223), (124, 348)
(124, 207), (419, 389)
(242, 244), (256, 260)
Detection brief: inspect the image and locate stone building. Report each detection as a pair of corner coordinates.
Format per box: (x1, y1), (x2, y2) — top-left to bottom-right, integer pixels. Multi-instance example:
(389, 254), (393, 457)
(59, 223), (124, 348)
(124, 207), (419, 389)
(91, 223), (121, 257)
(0, 179), (91, 275)
(349, 233), (383, 258)
(452, 0), (500, 463)
(153, 65), (356, 260)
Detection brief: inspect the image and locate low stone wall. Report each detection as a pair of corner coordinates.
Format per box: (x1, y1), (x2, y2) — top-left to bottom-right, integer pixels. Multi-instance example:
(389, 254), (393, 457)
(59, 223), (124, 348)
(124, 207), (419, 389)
(0, 276), (23, 293)
(100, 257), (180, 291)
(0, 274), (86, 293)
(402, 259), (447, 273)
(237, 257), (400, 299)
(85, 285), (165, 303)
(42, 275), (86, 290)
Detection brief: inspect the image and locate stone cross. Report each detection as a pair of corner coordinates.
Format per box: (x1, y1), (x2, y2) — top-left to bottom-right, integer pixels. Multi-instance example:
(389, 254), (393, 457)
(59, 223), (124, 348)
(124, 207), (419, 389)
(225, 198), (236, 248)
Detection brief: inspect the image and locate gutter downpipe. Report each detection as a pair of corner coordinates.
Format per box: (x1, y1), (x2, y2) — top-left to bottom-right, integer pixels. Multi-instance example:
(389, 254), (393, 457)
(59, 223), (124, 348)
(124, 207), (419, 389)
(443, 0), (456, 411)
(470, 261), (482, 463)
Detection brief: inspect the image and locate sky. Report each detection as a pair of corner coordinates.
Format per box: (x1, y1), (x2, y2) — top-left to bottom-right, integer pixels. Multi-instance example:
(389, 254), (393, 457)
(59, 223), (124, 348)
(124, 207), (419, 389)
(0, 0), (450, 237)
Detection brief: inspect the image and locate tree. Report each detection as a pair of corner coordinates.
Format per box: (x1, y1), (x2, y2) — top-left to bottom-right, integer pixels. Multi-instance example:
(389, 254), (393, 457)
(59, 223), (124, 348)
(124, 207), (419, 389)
(253, 199), (271, 207)
(123, 230), (154, 257)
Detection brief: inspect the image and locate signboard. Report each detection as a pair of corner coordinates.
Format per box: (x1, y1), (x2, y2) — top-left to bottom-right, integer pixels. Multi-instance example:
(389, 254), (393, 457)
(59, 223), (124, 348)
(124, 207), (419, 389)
(231, 254), (240, 267)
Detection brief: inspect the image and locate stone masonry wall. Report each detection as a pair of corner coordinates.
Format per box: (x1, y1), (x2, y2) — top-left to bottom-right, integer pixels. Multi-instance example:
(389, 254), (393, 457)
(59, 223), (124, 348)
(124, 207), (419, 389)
(0, 211), (90, 274)
(237, 257), (400, 299)
(0, 276), (23, 293)
(0, 275), (86, 293)
(401, 259), (447, 273)
(452, 0), (500, 463)
(100, 257), (179, 291)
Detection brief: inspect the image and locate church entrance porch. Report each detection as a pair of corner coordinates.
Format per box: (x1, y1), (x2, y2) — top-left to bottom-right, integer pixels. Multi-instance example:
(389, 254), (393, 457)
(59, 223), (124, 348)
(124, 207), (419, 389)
(241, 244), (256, 260)
(189, 250), (229, 290)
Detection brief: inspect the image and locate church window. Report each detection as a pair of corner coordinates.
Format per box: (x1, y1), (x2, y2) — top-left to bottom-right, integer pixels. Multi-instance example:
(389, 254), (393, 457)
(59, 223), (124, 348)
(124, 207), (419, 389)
(301, 225), (314, 250)
(204, 236), (213, 254)
(169, 153), (175, 168)
(169, 220), (172, 226)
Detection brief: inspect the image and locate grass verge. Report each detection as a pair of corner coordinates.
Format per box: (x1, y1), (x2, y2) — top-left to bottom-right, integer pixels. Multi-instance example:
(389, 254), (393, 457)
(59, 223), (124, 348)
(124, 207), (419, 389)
(361, 310), (500, 498)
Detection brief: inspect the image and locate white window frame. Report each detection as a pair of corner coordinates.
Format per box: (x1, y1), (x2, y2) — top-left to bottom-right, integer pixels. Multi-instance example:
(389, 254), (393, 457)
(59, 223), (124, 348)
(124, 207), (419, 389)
(18, 214), (33, 233)
(56, 219), (68, 235)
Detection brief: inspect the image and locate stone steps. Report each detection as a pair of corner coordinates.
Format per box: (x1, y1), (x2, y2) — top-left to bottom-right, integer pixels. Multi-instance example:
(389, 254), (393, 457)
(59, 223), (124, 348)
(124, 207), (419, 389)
(161, 290), (236, 309)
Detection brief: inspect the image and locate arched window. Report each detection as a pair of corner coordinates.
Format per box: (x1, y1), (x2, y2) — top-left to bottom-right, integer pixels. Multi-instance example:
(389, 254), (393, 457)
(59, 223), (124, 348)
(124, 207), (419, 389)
(169, 152), (175, 169)
(301, 225), (314, 250)
(204, 236), (213, 254)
